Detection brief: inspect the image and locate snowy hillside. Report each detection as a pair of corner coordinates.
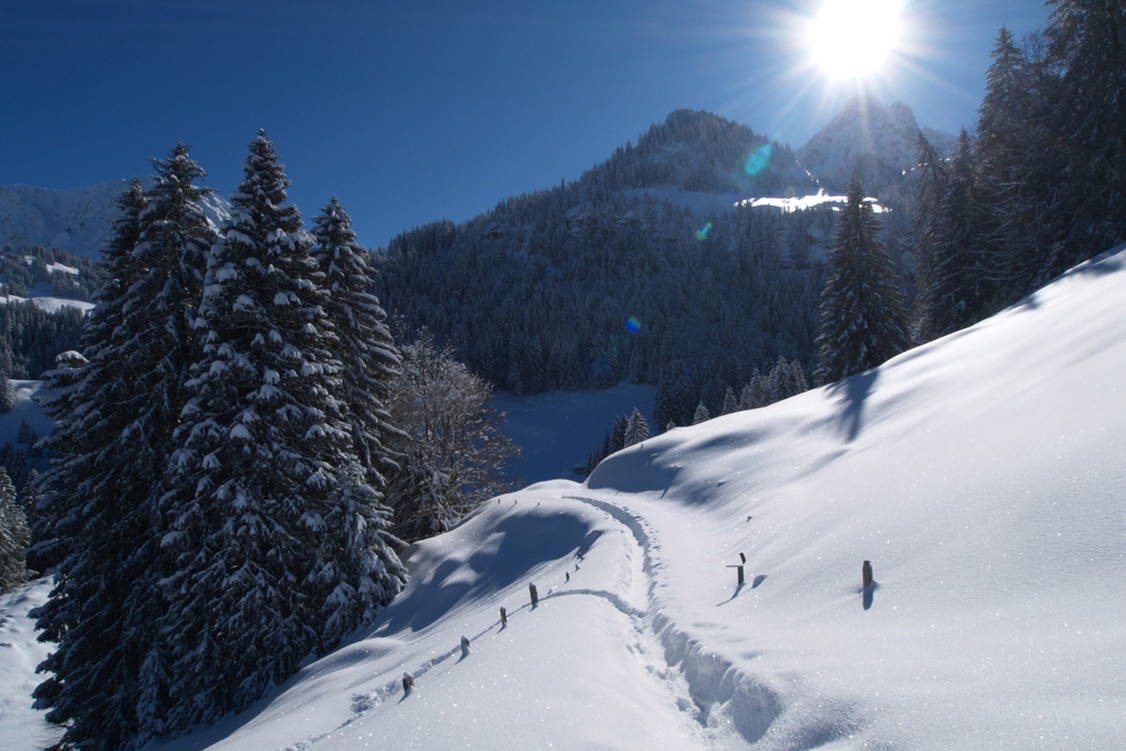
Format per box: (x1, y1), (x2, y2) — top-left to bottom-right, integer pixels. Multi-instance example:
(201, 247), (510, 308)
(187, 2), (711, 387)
(797, 97), (955, 193)
(0, 180), (230, 259)
(4, 250), (1123, 749)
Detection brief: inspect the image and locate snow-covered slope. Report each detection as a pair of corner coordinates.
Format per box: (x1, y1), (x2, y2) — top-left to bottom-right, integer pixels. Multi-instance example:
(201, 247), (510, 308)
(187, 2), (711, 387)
(797, 97), (955, 193)
(4, 248), (1124, 750)
(0, 181), (231, 259)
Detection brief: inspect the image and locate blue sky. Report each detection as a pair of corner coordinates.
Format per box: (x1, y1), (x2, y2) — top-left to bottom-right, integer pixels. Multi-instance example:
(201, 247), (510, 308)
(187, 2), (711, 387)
(1, 1), (1052, 248)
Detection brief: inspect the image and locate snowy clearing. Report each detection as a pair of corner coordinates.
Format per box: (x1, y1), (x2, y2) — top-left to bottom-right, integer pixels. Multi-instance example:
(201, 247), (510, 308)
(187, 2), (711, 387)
(0, 293), (94, 314)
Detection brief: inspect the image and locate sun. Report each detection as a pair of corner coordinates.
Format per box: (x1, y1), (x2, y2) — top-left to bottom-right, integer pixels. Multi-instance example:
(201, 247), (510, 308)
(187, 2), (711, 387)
(806, 0), (904, 81)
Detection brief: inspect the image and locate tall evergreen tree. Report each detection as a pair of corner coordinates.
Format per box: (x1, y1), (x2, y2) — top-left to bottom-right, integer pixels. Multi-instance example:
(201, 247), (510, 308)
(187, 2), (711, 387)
(311, 196), (403, 488)
(815, 177), (909, 384)
(623, 407), (650, 446)
(0, 467), (27, 593)
(975, 27), (1043, 308)
(910, 132), (950, 343)
(32, 151), (215, 751)
(1044, 0), (1125, 268)
(720, 386), (739, 415)
(692, 401), (710, 425)
(155, 131), (405, 737)
(930, 132), (985, 337)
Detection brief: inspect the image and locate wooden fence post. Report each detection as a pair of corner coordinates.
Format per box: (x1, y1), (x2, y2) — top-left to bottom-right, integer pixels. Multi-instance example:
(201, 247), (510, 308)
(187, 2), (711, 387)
(862, 560), (873, 589)
(529, 582), (539, 608)
(500, 606), (507, 627)
(460, 635), (470, 658)
(727, 564), (745, 587)
(402, 673), (414, 695)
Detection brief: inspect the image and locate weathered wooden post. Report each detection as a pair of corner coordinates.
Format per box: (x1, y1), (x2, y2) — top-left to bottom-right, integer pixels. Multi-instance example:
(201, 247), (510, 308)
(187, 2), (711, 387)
(565, 572), (570, 583)
(739, 552), (746, 564)
(529, 582), (539, 608)
(862, 560), (873, 589)
(402, 672), (414, 695)
(727, 564), (745, 587)
(500, 606), (508, 627)
(460, 635), (470, 658)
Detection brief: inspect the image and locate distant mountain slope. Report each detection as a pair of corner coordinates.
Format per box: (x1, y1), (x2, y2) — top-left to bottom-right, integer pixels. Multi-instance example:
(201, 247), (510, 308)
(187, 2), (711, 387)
(0, 180), (230, 259)
(797, 96), (956, 193)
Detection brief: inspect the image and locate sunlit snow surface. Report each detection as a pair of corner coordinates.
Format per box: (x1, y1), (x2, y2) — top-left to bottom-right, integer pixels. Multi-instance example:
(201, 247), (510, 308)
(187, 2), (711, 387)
(737, 189), (886, 213)
(3, 248), (1125, 750)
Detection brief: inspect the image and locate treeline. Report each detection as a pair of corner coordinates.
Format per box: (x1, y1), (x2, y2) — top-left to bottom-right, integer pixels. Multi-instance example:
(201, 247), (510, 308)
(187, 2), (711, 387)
(8, 134), (513, 751)
(0, 244), (103, 300)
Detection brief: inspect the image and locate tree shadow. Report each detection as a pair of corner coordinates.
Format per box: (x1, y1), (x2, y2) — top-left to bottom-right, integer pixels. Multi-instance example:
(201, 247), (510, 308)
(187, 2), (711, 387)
(826, 368), (879, 443)
(862, 581), (880, 611)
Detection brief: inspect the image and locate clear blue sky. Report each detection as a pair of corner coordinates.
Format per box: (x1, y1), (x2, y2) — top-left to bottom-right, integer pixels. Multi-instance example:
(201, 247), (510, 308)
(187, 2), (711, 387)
(1, 1), (1052, 248)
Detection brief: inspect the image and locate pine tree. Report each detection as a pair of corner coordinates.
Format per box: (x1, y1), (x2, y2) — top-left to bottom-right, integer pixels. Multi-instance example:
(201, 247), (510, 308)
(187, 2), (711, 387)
(815, 177), (909, 384)
(910, 132), (949, 343)
(0, 373), (12, 413)
(0, 467), (27, 593)
(1044, 0), (1125, 269)
(623, 407), (650, 446)
(692, 401), (710, 424)
(975, 27), (1042, 308)
(720, 386), (739, 414)
(312, 197), (403, 488)
(930, 131), (985, 336)
(156, 131), (405, 735)
(31, 153), (214, 751)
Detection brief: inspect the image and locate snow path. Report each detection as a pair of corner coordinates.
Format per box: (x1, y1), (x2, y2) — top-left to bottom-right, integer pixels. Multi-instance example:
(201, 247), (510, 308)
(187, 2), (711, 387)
(566, 494), (784, 745)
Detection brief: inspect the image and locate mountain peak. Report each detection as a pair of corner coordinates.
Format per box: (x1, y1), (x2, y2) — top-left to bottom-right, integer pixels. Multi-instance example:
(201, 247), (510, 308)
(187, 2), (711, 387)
(797, 97), (953, 193)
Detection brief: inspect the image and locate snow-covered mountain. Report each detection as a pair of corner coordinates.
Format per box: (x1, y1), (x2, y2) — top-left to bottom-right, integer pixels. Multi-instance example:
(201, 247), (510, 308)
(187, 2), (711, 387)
(7, 245), (1121, 750)
(0, 180), (231, 259)
(797, 96), (956, 193)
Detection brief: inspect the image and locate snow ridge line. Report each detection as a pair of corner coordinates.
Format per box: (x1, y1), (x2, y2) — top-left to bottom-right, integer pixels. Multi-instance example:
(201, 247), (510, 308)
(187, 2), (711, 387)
(565, 495), (782, 745)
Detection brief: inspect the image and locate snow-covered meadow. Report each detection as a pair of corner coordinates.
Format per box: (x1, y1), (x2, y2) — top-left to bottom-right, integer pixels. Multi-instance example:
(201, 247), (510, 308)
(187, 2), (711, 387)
(3, 246), (1124, 749)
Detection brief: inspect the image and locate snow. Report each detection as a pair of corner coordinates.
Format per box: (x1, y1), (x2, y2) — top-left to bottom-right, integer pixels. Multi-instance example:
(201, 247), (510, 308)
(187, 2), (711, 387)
(2, 248), (1125, 750)
(0, 579), (63, 750)
(737, 189), (887, 213)
(0, 294), (94, 314)
(44, 262), (79, 276)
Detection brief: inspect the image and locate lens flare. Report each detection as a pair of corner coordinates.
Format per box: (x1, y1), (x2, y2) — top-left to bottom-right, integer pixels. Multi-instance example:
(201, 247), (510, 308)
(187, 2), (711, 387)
(695, 222), (713, 241)
(624, 316), (641, 334)
(744, 143), (773, 176)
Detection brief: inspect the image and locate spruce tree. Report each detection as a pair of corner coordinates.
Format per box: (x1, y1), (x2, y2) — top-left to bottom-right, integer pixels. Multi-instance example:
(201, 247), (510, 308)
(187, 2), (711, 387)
(910, 132), (949, 343)
(931, 131), (986, 336)
(32, 151), (214, 751)
(1044, 0), (1125, 268)
(623, 407), (650, 446)
(720, 386), (739, 415)
(692, 401), (710, 424)
(311, 196), (403, 489)
(975, 27), (1042, 308)
(156, 131), (405, 735)
(815, 177), (909, 384)
(0, 467), (27, 593)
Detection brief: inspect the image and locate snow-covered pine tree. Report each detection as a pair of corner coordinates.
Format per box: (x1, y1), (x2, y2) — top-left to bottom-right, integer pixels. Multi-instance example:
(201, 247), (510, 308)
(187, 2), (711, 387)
(1044, 0), (1125, 270)
(910, 132), (949, 344)
(692, 401), (710, 424)
(157, 131), (406, 735)
(814, 177), (909, 384)
(930, 130), (986, 337)
(623, 407), (650, 446)
(32, 152), (215, 751)
(312, 197), (403, 489)
(0, 373), (12, 413)
(974, 27), (1041, 309)
(0, 467), (27, 593)
(720, 386), (739, 415)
